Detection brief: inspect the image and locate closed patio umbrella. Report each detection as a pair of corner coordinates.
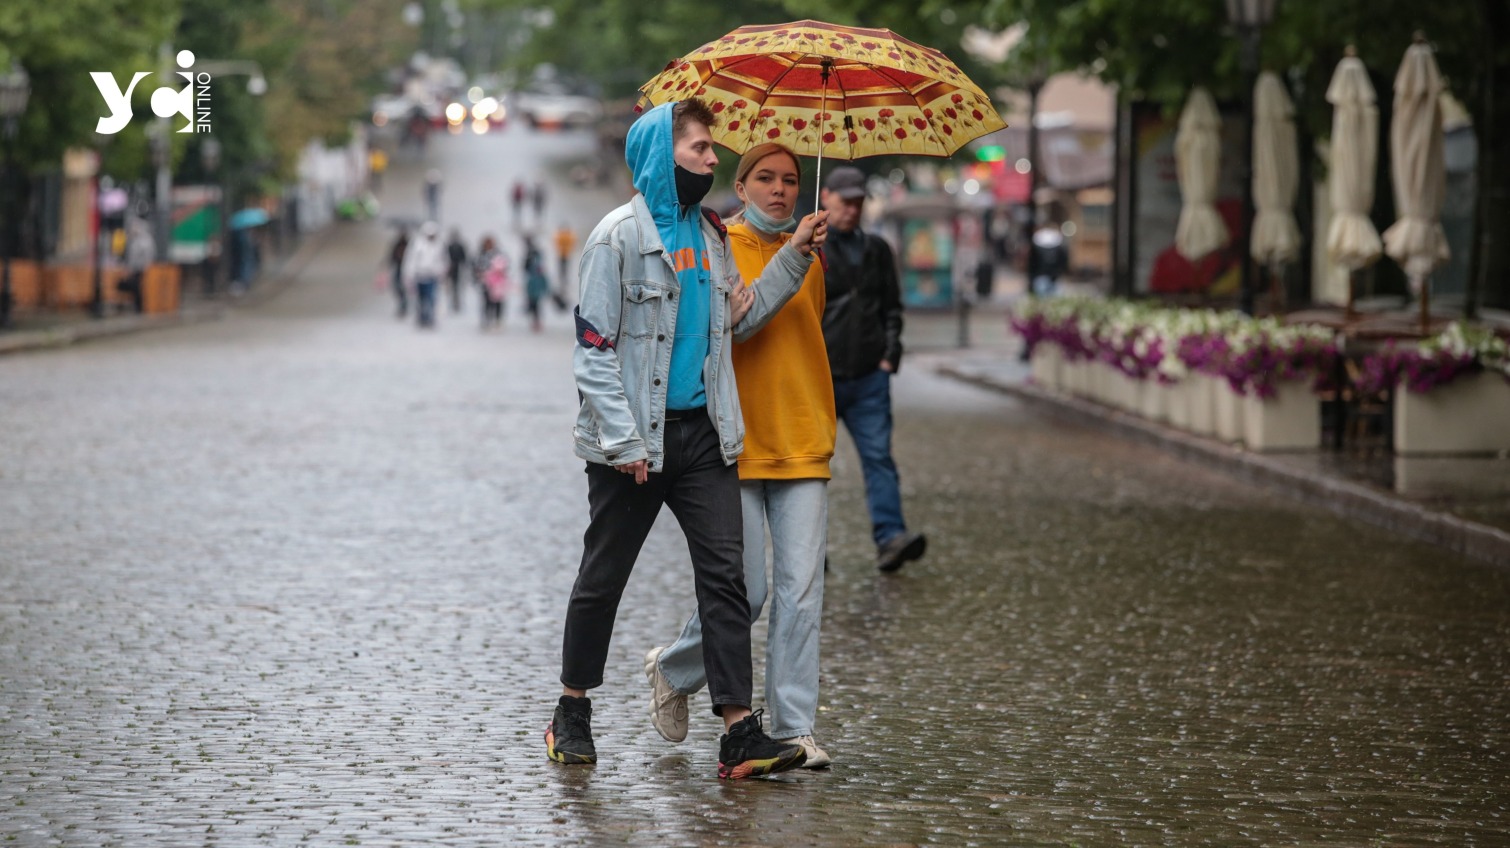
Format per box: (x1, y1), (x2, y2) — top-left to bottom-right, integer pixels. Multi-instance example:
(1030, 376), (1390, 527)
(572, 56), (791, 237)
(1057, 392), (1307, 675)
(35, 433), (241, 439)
(1174, 87), (1229, 261)
(1324, 48), (1382, 313)
(1251, 71), (1301, 307)
(1381, 34), (1450, 333)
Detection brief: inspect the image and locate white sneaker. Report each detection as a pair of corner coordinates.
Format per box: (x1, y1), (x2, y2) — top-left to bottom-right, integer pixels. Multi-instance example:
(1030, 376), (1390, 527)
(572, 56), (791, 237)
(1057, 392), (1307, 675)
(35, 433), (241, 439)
(643, 647), (689, 743)
(792, 735), (831, 769)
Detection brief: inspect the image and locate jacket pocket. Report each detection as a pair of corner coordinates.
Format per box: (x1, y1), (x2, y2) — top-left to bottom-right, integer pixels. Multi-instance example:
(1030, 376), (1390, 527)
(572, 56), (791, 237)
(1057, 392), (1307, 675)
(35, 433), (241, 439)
(621, 282), (665, 339)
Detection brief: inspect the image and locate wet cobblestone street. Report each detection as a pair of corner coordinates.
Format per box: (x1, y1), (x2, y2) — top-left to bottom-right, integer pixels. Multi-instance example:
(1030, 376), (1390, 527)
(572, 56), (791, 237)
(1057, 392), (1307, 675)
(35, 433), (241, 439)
(2, 127), (1507, 846)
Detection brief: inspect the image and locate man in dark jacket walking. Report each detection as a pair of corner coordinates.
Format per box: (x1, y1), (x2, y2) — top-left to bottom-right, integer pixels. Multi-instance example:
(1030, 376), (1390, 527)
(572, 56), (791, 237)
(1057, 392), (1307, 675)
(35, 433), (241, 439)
(818, 166), (927, 573)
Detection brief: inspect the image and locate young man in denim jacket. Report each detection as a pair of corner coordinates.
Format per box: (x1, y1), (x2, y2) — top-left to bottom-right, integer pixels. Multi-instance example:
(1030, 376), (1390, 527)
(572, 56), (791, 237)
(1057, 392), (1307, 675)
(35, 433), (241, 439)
(546, 98), (829, 780)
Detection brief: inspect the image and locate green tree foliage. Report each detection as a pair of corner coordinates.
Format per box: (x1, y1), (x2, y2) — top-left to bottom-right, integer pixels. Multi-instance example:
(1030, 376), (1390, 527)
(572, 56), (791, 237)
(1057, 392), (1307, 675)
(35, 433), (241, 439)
(1, 0), (415, 183)
(236, 0), (417, 179)
(0, 0), (178, 172)
(494, 0), (996, 99)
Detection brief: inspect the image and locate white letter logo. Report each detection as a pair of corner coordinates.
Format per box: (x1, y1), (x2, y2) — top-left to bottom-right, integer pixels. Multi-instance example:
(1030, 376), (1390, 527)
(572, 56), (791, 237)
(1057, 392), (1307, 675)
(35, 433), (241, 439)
(91, 71), (150, 134)
(92, 51), (203, 134)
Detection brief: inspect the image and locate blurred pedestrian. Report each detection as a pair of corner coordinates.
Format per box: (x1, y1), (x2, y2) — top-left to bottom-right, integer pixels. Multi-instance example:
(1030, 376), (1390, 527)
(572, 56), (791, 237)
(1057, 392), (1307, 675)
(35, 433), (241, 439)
(401, 222), (446, 329)
(404, 107), (429, 152)
(522, 234), (550, 333)
(818, 165), (927, 573)
(424, 169), (443, 221)
(546, 98), (825, 780)
(368, 147), (388, 194)
(445, 228), (468, 313)
(1028, 222), (1068, 297)
(645, 141), (836, 771)
(473, 235), (509, 330)
(118, 217), (155, 314)
(511, 180), (527, 224)
(387, 227), (410, 318)
(553, 222), (577, 302)
(532, 181), (548, 224)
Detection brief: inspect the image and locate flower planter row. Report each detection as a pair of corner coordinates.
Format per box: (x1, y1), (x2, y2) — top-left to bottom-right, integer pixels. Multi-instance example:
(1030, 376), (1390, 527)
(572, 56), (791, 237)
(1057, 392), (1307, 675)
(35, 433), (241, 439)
(1021, 303), (1510, 455)
(1030, 342), (1321, 452)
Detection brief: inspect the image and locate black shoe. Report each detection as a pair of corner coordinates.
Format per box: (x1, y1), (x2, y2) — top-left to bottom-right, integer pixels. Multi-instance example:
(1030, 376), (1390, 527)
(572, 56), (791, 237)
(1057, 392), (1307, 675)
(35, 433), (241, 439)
(718, 709), (806, 780)
(545, 695), (596, 765)
(876, 531), (927, 573)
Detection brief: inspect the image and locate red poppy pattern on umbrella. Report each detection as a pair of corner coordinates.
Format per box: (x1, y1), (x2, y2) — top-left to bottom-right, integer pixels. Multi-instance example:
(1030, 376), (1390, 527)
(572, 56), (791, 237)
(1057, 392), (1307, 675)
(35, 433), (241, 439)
(639, 20), (1006, 159)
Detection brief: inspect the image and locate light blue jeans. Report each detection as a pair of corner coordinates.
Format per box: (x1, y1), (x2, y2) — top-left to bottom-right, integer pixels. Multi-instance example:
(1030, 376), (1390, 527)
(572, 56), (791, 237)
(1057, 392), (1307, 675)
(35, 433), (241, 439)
(658, 478), (827, 740)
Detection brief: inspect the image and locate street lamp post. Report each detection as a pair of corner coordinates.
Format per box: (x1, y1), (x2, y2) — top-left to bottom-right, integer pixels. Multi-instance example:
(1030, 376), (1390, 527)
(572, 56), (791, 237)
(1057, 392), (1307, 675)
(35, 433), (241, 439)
(90, 132), (112, 318)
(0, 62), (31, 330)
(1226, 0), (1278, 315)
(200, 137), (221, 295)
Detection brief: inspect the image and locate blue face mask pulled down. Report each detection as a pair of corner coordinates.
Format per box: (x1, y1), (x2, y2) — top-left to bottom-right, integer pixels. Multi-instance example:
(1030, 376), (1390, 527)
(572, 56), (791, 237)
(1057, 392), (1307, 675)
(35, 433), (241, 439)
(743, 201), (796, 235)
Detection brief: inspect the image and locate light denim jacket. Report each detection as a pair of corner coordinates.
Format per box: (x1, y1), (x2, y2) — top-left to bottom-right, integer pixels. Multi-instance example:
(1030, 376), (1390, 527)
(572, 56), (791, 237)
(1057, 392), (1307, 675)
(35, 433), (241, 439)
(572, 195), (813, 471)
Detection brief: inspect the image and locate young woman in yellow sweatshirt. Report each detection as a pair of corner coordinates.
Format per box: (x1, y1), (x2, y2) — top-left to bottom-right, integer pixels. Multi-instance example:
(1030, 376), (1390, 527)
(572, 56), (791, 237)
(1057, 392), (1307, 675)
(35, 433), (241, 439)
(645, 142), (838, 768)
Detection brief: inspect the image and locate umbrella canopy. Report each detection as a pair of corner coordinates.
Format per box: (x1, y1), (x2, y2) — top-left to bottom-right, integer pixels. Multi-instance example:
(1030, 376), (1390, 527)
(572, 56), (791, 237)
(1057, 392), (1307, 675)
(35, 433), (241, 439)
(1381, 37), (1450, 281)
(229, 207), (270, 230)
(1174, 87), (1229, 261)
(638, 20), (1005, 160)
(1324, 51), (1382, 271)
(1251, 71), (1301, 269)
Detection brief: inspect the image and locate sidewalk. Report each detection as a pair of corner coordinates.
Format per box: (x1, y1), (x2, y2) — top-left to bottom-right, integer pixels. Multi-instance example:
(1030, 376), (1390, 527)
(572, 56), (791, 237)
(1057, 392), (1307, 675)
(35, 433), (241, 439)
(915, 304), (1510, 568)
(0, 226), (335, 356)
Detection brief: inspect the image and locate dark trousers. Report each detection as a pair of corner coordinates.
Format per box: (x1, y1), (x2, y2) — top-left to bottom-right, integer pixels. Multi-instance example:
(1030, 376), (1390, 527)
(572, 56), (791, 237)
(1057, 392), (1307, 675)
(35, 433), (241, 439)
(481, 296), (503, 327)
(391, 268), (407, 316)
(447, 268), (462, 311)
(117, 271), (145, 314)
(415, 278), (438, 327)
(561, 411), (752, 714)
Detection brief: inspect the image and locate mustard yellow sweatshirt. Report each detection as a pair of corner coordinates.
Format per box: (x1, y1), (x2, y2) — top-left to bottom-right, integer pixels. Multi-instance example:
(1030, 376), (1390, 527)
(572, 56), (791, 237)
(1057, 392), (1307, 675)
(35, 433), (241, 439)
(729, 222), (837, 481)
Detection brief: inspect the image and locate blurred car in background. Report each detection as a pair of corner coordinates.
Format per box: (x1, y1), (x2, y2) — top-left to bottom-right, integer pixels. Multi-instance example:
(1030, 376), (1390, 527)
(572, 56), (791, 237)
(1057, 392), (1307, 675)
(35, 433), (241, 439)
(511, 82), (602, 130)
(442, 93), (507, 134)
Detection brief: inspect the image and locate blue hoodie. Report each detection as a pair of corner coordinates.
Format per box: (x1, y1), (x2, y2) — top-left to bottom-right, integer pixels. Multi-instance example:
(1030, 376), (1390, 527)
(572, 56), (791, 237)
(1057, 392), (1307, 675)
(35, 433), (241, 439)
(625, 102), (711, 410)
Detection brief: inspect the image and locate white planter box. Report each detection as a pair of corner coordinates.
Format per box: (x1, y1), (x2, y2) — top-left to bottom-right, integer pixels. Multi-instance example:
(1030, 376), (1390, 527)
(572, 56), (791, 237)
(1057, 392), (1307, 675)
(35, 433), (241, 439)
(1085, 362), (1105, 404)
(1138, 380), (1172, 424)
(1394, 371), (1510, 455)
(1242, 380), (1321, 452)
(1187, 373), (1219, 436)
(1030, 343), (1063, 392)
(1214, 380), (1244, 444)
(1166, 380), (1193, 430)
(1087, 362), (1110, 405)
(1107, 366), (1139, 412)
(1062, 359), (1089, 398)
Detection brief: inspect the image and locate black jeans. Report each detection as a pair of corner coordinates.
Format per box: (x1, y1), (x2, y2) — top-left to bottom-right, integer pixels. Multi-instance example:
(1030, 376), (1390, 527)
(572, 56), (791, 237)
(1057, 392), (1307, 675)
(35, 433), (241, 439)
(561, 411), (751, 714)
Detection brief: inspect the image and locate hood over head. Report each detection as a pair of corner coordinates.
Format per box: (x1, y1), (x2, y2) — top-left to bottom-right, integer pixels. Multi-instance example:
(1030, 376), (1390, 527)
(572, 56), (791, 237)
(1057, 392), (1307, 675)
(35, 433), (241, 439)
(626, 101), (700, 241)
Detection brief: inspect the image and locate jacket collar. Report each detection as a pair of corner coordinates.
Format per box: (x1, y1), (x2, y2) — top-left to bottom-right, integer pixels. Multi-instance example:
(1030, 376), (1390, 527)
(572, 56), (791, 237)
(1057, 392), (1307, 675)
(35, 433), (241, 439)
(632, 194), (717, 259)
(631, 195), (665, 256)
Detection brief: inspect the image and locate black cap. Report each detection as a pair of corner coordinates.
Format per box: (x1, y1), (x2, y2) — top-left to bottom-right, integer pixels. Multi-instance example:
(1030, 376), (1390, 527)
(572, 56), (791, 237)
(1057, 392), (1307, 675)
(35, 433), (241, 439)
(824, 165), (867, 200)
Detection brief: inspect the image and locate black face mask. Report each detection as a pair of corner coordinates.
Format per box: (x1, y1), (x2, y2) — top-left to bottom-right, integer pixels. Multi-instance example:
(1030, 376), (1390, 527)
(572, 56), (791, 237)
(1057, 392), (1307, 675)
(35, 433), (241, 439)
(675, 164), (715, 207)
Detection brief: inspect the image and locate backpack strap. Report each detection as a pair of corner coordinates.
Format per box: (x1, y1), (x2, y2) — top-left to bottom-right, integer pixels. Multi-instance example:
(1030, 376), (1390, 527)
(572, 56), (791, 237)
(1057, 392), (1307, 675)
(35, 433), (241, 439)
(701, 207), (728, 245)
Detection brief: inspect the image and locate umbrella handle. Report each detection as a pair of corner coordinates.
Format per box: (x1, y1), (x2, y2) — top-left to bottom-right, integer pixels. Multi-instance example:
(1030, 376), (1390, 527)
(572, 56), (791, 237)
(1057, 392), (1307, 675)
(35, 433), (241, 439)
(814, 60), (831, 218)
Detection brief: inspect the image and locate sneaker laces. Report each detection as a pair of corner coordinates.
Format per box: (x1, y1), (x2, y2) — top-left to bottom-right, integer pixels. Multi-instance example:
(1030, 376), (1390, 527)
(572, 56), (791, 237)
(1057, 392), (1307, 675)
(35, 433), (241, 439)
(733, 709), (770, 739)
(558, 705), (592, 738)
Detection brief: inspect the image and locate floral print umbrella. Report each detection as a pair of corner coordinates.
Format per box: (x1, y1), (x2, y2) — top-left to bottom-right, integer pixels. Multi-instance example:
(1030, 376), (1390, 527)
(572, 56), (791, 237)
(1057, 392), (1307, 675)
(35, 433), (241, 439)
(638, 20), (1006, 161)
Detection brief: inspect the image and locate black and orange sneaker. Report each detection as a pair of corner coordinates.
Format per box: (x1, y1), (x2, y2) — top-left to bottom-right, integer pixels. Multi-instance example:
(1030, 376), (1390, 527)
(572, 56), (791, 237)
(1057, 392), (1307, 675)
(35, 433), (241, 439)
(545, 695), (596, 765)
(717, 710), (805, 780)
